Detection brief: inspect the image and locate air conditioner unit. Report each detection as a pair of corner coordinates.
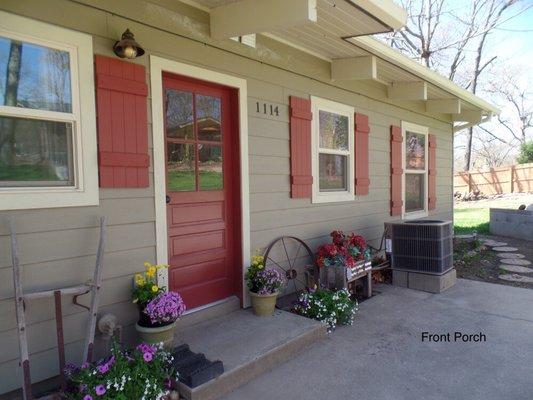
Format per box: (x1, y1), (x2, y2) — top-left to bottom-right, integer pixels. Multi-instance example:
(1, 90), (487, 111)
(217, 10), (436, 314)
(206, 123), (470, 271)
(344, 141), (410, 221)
(390, 220), (453, 275)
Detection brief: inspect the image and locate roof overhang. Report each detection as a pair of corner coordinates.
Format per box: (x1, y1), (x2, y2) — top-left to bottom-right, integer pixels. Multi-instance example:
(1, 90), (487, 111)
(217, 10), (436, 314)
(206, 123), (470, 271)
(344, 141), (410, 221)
(192, 0), (407, 39)
(182, 0), (499, 130)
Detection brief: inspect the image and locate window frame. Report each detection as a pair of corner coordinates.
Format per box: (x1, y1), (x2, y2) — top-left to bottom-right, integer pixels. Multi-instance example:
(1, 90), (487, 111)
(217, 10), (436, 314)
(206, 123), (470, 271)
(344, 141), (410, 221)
(402, 121), (429, 219)
(310, 96), (355, 204)
(0, 11), (98, 210)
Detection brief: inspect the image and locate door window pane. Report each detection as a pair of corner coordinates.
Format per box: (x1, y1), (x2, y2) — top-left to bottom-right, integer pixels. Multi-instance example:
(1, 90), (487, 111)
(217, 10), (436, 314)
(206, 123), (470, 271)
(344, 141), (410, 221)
(165, 89), (194, 139)
(0, 116), (73, 186)
(405, 173), (425, 212)
(196, 94), (221, 142)
(405, 131), (425, 170)
(319, 110), (348, 151)
(0, 37), (72, 113)
(167, 143), (195, 191)
(319, 154), (347, 191)
(198, 144), (223, 190)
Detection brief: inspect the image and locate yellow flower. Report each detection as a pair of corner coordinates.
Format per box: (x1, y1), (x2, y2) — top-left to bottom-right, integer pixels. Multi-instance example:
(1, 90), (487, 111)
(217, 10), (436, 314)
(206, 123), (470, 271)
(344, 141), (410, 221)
(144, 262), (151, 268)
(146, 266), (157, 278)
(252, 255), (264, 264)
(134, 274), (145, 286)
(151, 285), (159, 293)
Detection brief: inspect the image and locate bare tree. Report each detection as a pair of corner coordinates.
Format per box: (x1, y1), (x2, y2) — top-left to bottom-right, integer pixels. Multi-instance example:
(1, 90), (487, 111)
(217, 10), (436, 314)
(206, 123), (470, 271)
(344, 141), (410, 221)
(488, 73), (532, 144)
(471, 135), (514, 168)
(0, 41), (22, 165)
(382, 0), (528, 170)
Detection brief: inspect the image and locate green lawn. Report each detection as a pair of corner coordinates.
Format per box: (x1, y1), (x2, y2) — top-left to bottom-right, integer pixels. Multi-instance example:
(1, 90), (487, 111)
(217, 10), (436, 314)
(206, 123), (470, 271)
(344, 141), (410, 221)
(167, 170), (222, 191)
(453, 207), (490, 235)
(0, 164), (60, 181)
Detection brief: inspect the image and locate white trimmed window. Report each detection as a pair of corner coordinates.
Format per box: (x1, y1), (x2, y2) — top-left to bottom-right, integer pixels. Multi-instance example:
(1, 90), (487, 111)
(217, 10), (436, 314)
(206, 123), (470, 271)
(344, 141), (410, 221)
(402, 121), (428, 218)
(311, 96), (354, 203)
(0, 11), (98, 210)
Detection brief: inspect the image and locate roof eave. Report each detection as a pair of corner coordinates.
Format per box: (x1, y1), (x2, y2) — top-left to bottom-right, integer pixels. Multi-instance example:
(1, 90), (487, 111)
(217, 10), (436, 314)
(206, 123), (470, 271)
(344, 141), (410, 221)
(347, 36), (501, 115)
(348, 0), (407, 32)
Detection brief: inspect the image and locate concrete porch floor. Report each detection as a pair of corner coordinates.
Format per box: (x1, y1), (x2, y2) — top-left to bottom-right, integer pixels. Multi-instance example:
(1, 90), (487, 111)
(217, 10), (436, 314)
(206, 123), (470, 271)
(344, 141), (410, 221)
(175, 308), (326, 400)
(221, 280), (533, 400)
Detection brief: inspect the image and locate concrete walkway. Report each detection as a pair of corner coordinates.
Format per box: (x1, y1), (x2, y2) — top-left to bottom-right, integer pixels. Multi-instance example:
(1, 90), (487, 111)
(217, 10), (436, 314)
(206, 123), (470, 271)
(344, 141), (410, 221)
(222, 280), (533, 400)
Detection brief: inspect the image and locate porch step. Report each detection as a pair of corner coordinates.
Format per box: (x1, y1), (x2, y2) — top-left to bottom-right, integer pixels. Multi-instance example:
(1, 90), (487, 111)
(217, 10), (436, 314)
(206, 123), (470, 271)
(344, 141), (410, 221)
(175, 296), (240, 330)
(174, 308), (326, 400)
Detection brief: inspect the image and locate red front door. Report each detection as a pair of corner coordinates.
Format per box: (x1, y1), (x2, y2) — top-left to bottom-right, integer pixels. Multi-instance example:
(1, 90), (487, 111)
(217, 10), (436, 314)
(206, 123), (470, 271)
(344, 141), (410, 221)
(163, 73), (240, 309)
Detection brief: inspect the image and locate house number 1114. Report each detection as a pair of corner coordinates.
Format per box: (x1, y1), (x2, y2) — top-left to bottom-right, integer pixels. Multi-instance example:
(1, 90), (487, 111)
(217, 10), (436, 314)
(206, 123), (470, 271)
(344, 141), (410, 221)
(256, 101), (280, 117)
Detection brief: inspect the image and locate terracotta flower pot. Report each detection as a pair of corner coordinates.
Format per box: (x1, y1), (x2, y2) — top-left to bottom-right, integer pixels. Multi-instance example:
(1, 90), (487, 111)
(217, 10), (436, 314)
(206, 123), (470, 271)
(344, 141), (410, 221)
(249, 291), (278, 317)
(135, 321), (176, 349)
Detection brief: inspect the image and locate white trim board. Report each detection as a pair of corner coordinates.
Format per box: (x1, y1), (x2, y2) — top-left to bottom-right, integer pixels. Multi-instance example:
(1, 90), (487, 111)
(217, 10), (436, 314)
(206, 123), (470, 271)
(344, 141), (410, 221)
(310, 96), (355, 204)
(0, 10), (98, 210)
(401, 121), (429, 220)
(149, 55), (250, 306)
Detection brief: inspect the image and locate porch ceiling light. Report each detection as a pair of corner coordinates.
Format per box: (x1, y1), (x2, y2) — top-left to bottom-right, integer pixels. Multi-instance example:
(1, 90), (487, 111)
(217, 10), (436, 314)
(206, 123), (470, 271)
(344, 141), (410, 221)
(113, 29), (145, 59)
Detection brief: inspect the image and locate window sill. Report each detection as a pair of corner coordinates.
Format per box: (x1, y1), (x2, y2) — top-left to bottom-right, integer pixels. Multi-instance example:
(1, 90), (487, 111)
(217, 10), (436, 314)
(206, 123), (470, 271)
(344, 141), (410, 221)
(403, 210), (429, 220)
(0, 187), (99, 210)
(312, 191), (354, 204)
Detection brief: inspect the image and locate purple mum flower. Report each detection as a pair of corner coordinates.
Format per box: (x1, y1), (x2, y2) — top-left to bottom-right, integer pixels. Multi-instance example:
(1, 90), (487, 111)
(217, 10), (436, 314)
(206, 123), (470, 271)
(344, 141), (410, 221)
(144, 292), (186, 325)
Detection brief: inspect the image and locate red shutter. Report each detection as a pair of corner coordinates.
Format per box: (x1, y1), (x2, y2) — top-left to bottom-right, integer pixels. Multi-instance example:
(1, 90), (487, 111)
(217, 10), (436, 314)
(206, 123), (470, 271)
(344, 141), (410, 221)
(428, 134), (437, 210)
(95, 55), (149, 188)
(390, 125), (403, 216)
(290, 96), (313, 198)
(354, 113), (370, 195)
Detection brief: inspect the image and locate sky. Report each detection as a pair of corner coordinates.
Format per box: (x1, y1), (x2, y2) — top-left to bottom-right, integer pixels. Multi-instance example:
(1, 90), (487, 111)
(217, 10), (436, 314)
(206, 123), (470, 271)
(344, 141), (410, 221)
(485, 2), (533, 80)
(436, 0), (533, 169)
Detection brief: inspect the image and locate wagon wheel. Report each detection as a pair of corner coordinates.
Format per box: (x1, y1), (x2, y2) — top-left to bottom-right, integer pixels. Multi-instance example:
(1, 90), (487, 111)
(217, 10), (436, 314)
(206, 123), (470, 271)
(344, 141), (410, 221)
(263, 236), (315, 309)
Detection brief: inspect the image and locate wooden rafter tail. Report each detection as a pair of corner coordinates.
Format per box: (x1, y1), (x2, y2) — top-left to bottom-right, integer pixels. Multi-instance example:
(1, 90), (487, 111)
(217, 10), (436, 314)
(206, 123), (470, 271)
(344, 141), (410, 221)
(9, 218), (33, 400)
(83, 216), (108, 363)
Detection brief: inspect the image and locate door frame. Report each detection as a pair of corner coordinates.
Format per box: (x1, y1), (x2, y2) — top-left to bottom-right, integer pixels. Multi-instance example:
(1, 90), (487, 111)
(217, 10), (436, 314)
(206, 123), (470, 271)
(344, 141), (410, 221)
(150, 55), (250, 307)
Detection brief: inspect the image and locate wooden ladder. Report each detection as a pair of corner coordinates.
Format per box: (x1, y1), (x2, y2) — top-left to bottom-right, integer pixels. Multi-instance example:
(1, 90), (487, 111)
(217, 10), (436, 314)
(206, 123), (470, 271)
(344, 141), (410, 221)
(9, 216), (107, 400)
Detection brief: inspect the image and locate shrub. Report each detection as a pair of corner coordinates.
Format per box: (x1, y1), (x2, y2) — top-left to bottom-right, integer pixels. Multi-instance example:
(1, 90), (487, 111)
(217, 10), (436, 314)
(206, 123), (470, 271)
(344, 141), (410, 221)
(292, 288), (358, 332)
(517, 141), (533, 164)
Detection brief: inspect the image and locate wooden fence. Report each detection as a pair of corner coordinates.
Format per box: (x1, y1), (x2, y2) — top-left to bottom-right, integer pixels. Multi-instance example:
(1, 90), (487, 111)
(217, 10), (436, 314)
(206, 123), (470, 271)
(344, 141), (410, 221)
(454, 163), (533, 194)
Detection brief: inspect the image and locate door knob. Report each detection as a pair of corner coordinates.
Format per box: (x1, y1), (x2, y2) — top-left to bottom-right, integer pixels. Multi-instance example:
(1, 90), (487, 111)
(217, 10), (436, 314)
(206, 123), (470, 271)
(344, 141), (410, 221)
(166, 195), (170, 204)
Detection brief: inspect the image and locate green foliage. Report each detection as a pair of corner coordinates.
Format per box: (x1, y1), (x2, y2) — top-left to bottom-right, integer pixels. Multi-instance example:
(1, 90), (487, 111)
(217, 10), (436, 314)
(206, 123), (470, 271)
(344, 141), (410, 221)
(516, 141), (533, 164)
(292, 289), (358, 332)
(66, 342), (175, 399)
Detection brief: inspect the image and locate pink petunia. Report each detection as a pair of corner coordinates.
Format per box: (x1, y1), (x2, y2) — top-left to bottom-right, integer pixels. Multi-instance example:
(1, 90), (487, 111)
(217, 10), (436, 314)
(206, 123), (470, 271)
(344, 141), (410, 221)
(95, 385), (106, 396)
(143, 351), (153, 362)
(97, 364), (109, 374)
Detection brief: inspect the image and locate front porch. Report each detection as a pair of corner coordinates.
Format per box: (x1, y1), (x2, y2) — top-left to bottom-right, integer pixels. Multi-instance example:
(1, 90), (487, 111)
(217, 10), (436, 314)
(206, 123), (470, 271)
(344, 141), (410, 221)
(221, 280), (533, 400)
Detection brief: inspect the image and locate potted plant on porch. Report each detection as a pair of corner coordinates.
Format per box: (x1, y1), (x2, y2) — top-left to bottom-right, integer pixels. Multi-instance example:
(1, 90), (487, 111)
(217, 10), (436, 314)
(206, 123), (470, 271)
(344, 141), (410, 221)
(246, 256), (285, 317)
(133, 262), (186, 349)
